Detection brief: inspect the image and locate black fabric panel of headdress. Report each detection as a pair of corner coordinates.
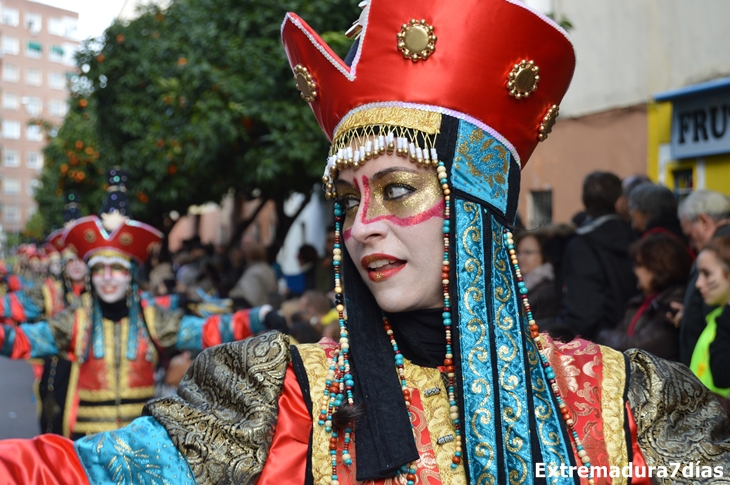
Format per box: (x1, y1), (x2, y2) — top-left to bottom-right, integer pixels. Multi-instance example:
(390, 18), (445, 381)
(341, 244), (420, 480)
(290, 345), (316, 485)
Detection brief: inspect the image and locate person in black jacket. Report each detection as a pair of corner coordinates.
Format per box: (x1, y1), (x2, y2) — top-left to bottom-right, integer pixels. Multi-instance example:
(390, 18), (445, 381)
(545, 171), (639, 341)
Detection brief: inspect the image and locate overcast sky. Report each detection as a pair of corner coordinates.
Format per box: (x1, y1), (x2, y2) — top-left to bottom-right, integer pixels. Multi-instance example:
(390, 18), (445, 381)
(33, 0), (127, 41)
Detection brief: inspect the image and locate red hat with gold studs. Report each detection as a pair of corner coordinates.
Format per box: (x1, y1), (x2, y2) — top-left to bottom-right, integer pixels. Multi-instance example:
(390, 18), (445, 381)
(282, 0), (574, 171)
(62, 215), (162, 265)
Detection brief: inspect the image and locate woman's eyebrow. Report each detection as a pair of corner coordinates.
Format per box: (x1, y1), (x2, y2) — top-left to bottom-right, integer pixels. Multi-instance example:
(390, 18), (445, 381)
(372, 166), (419, 181)
(335, 179), (357, 191)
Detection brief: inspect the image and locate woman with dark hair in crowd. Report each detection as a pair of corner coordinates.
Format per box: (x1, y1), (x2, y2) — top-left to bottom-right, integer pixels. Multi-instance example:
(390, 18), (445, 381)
(514, 228), (559, 322)
(596, 233), (692, 360)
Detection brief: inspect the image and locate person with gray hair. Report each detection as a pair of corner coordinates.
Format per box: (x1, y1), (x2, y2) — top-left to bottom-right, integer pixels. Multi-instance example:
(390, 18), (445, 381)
(628, 182), (684, 238)
(676, 189), (730, 364)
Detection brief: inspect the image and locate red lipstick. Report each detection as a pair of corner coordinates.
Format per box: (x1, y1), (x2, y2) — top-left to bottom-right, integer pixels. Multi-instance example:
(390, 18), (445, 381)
(361, 253), (406, 282)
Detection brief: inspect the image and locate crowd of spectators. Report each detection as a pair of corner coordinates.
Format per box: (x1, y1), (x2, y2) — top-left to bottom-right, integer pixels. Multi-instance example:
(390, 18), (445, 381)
(516, 171), (730, 404)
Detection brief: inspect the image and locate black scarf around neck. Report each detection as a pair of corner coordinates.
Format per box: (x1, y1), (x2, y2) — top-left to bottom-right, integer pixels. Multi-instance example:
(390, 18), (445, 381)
(98, 297), (129, 322)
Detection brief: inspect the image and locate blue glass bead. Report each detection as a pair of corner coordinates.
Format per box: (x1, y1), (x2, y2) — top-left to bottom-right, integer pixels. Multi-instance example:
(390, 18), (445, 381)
(443, 318), (452, 325)
(451, 463), (458, 469)
(442, 226), (450, 233)
(318, 420), (325, 425)
(442, 312), (451, 319)
(333, 260), (340, 266)
(345, 379), (354, 387)
(545, 369), (555, 380)
(455, 451), (462, 457)
(344, 458), (353, 465)
(520, 288), (528, 294)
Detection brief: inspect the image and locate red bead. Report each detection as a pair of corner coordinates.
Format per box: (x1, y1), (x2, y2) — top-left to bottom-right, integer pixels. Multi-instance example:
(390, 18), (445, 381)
(452, 456), (461, 464)
(407, 474), (417, 481)
(444, 358), (453, 366)
(329, 385), (339, 393)
(402, 389), (411, 399)
(445, 365), (455, 373)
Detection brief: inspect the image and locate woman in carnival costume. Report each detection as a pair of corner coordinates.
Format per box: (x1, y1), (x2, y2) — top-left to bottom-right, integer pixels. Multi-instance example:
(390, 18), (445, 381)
(1, 0), (730, 484)
(0, 184), (271, 442)
(0, 193), (87, 325)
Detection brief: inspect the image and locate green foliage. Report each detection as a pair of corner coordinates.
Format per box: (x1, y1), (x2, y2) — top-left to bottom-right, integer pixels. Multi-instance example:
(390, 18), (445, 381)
(33, 0), (356, 235)
(34, 101), (106, 233)
(80, 0), (354, 227)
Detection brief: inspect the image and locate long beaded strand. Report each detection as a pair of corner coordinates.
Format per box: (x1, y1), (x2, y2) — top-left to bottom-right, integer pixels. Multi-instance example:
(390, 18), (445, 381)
(436, 160), (463, 468)
(504, 229), (596, 485)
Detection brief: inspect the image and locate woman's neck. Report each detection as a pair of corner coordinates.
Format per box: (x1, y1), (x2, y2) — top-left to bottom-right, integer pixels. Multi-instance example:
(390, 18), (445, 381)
(98, 297), (129, 322)
(384, 308), (446, 368)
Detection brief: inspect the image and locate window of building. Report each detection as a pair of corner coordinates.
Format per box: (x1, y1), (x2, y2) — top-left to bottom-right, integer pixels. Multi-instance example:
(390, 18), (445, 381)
(48, 17), (64, 36)
(26, 40), (42, 59)
(25, 13), (42, 34)
(49, 99), (66, 117)
(27, 152), (43, 169)
(2, 92), (20, 110)
(673, 169), (693, 204)
(3, 178), (21, 195)
(24, 96), (42, 116)
(2, 8), (19, 27)
(2, 121), (21, 139)
(49, 44), (64, 62)
(3, 206), (20, 224)
(2, 64), (20, 82)
(62, 43), (77, 66)
(529, 189), (553, 228)
(26, 124), (43, 142)
(3, 150), (20, 167)
(2, 36), (19, 55)
(49, 71), (65, 89)
(27, 179), (41, 196)
(26, 67), (42, 86)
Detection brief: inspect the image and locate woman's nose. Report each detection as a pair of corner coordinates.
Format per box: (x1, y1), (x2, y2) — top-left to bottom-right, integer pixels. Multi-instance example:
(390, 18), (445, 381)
(349, 203), (387, 244)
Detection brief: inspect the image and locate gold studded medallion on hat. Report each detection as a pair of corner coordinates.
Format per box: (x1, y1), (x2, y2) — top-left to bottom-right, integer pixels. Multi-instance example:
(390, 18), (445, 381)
(294, 65), (318, 103)
(507, 59), (540, 99)
(397, 19), (437, 62)
(538, 104), (559, 141)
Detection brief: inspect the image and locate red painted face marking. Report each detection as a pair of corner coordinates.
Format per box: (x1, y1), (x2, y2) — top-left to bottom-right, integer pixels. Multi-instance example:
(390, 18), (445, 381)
(342, 174), (444, 241)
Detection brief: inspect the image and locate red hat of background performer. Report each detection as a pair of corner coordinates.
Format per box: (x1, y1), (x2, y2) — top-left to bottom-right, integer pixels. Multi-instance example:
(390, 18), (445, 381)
(62, 215), (162, 264)
(281, 0), (575, 166)
(17, 244), (37, 257)
(45, 229), (65, 255)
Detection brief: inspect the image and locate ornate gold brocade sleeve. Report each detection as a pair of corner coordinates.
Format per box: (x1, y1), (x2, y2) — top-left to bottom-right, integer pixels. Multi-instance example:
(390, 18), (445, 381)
(626, 349), (730, 483)
(145, 331), (291, 485)
(144, 304), (185, 350)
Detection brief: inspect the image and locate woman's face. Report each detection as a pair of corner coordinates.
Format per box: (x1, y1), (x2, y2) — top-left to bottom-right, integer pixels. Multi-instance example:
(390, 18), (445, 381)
(516, 236), (543, 276)
(336, 154), (445, 312)
(633, 263), (654, 295)
(91, 261), (132, 303)
(629, 208), (648, 232)
(65, 257), (88, 282)
(696, 250), (730, 307)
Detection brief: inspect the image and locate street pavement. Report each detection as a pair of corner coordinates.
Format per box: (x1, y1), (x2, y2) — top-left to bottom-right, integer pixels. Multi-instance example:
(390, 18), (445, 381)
(0, 357), (40, 439)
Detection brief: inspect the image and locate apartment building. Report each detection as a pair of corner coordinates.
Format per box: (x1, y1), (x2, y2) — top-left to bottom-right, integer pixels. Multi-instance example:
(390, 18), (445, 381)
(0, 0), (78, 233)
